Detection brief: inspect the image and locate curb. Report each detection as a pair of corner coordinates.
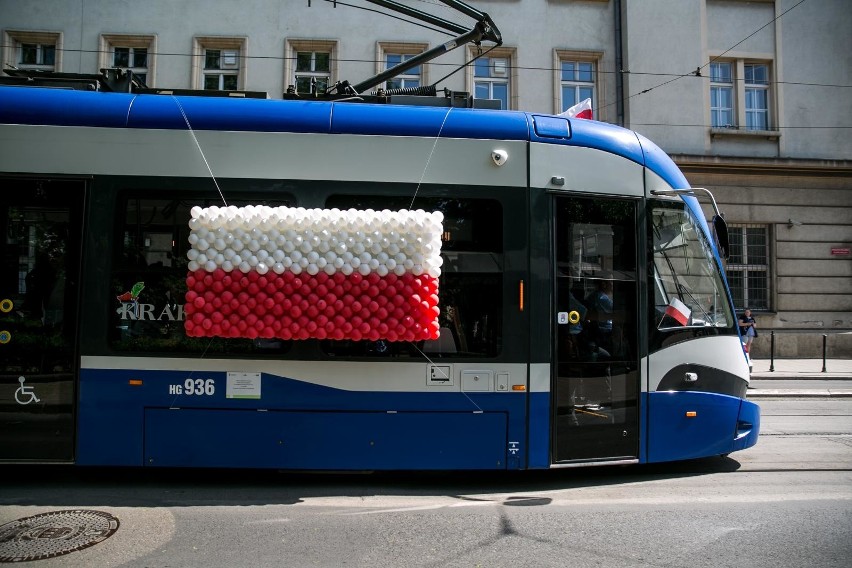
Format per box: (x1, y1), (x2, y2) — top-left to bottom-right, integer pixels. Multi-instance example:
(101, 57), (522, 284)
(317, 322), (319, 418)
(747, 389), (852, 399)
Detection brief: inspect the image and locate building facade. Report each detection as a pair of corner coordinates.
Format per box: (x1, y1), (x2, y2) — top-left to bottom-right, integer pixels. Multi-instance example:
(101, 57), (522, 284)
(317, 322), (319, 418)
(2, 0), (850, 356)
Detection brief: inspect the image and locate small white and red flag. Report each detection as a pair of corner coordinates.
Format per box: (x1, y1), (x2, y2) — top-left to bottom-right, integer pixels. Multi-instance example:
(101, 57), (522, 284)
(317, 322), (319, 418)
(559, 98), (593, 119)
(664, 297), (691, 326)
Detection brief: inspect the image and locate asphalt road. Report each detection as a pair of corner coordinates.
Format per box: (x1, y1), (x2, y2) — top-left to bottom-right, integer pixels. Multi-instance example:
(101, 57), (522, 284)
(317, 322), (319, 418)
(1, 397), (850, 567)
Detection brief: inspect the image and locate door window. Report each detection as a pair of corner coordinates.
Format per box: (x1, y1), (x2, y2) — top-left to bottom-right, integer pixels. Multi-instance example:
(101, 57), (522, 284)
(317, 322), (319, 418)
(553, 196), (639, 462)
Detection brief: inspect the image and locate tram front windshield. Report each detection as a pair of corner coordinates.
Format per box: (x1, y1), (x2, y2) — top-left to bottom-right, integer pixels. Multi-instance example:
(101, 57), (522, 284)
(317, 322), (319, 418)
(651, 202), (734, 330)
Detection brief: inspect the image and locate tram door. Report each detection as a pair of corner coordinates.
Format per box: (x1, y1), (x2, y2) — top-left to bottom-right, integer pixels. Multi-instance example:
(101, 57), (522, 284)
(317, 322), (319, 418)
(0, 178), (84, 461)
(552, 196), (639, 462)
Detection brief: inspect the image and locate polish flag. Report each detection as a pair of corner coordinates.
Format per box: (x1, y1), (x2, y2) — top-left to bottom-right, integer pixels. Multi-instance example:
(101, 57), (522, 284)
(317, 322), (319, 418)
(559, 98), (593, 119)
(184, 205), (443, 343)
(664, 297), (691, 326)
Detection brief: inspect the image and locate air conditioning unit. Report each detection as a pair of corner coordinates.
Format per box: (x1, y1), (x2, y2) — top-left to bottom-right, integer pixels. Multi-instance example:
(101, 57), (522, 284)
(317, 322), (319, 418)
(491, 58), (507, 77)
(222, 50), (239, 68)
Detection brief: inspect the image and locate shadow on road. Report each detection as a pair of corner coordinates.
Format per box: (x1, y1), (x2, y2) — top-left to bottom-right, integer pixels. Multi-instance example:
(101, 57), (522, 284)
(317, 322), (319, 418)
(0, 456), (741, 508)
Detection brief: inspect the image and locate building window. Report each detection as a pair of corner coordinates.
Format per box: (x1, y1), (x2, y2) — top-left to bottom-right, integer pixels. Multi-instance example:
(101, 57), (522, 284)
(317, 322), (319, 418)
(473, 56), (509, 109)
(100, 35), (156, 86)
(385, 53), (421, 90)
(710, 62), (734, 128)
(286, 40), (337, 96)
(744, 63), (769, 131)
(709, 59), (773, 132)
(3, 31), (62, 72)
(376, 42), (428, 92)
(193, 37), (246, 91)
(468, 48), (517, 110)
(559, 60), (595, 116)
(295, 51), (330, 94)
(20, 43), (55, 67)
(727, 224), (770, 311)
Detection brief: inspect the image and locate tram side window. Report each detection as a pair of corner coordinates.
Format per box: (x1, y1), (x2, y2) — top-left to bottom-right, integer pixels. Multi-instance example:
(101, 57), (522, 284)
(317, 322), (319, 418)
(110, 194), (294, 354)
(650, 201), (736, 348)
(321, 195), (504, 358)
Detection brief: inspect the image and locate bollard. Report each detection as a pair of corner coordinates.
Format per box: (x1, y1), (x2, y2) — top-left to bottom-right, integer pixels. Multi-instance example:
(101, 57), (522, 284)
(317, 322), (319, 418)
(769, 331), (775, 372)
(822, 334), (827, 373)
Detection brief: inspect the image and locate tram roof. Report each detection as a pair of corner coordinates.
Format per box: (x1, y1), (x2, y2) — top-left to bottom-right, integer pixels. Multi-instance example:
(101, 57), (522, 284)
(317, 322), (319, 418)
(0, 86), (688, 191)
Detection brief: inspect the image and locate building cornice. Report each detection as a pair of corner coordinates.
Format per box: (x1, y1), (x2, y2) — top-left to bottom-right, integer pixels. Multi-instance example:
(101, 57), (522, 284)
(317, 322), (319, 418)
(671, 154), (852, 177)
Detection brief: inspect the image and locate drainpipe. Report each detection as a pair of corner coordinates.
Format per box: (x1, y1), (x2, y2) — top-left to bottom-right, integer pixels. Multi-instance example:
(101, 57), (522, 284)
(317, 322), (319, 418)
(614, 0), (625, 127)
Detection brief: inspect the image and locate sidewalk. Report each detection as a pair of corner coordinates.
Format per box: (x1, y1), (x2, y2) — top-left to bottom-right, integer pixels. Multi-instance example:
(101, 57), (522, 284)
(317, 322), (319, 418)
(750, 358), (852, 379)
(748, 358), (852, 398)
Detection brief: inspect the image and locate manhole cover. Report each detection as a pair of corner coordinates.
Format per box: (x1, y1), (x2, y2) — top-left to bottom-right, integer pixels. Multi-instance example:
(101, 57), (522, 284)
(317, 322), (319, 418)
(0, 510), (119, 563)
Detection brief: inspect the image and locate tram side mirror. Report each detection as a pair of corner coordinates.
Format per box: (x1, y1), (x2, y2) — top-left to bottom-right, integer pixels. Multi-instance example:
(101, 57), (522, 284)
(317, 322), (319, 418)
(713, 215), (730, 260)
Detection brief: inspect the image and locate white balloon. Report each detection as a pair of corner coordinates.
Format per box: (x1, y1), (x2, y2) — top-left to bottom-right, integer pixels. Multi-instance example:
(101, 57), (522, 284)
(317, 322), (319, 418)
(222, 260), (234, 272)
(256, 262), (269, 275)
(187, 260), (199, 271)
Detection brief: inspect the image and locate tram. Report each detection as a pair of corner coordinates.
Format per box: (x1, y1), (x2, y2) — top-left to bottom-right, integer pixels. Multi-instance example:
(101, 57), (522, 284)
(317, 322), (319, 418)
(0, 81), (759, 469)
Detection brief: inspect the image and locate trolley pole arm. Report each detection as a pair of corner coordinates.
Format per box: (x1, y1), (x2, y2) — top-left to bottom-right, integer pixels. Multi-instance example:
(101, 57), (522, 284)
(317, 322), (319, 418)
(348, 0), (502, 95)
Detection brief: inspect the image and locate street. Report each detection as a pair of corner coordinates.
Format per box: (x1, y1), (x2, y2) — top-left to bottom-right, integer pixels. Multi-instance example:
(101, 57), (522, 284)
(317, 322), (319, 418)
(1, 396), (851, 567)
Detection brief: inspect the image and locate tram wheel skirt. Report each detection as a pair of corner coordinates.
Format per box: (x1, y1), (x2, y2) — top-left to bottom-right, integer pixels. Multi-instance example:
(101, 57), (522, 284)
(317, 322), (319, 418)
(142, 408), (509, 470)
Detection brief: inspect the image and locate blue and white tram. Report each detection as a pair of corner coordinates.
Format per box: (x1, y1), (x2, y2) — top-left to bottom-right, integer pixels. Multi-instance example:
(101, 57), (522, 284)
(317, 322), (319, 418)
(0, 85), (759, 469)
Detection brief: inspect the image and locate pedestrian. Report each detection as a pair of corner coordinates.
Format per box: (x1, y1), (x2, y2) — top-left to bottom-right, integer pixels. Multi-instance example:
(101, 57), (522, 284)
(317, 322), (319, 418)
(739, 308), (758, 353)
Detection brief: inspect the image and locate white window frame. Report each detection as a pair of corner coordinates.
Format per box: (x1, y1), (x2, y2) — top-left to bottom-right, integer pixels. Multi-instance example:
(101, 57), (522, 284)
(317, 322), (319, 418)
(709, 56), (775, 134)
(554, 50), (601, 117)
(467, 46), (517, 110)
(285, 39), (337, 96)
(192, 37), (246, 91)
(710, 62), (734, 128)
(744, 62), (770, 131)
(99, 34), (156, 86)
(3, 30), (62, 72)
(377, 42), (428, 92)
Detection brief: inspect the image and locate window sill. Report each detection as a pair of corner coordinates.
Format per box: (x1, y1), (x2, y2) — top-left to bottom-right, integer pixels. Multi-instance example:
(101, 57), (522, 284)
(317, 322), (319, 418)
(710, 127), (781, 141)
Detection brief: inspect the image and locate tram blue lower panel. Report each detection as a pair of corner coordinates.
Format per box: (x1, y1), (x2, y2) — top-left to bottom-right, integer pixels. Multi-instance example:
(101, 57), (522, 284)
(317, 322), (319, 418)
(143, 408), (508, 470)
(646, 391), (759, 462)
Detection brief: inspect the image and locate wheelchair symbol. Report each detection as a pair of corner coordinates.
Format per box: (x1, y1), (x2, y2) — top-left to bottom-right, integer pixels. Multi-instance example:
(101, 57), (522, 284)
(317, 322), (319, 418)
(15, 376), (40, 405)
